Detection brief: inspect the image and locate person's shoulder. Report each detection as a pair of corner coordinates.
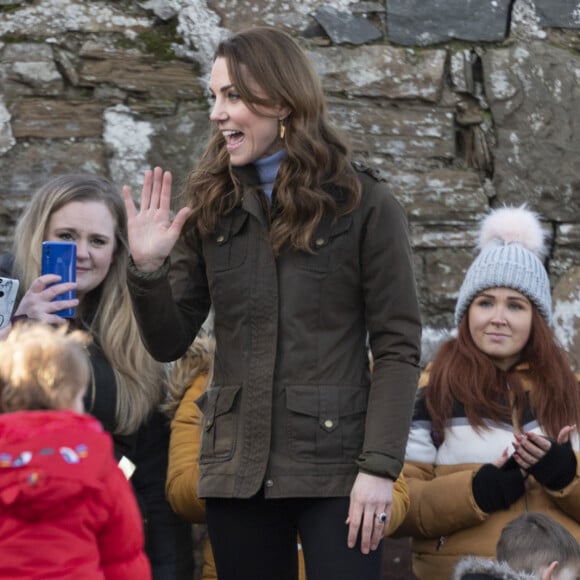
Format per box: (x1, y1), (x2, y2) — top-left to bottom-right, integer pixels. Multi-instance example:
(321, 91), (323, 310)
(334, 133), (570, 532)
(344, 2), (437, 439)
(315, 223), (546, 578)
(0, 411), (115, 478)
(0, 409), (102, 435)
(352, 160), (388, 183)
(49, 412), (116, 465)
(351, 160), (406, 213)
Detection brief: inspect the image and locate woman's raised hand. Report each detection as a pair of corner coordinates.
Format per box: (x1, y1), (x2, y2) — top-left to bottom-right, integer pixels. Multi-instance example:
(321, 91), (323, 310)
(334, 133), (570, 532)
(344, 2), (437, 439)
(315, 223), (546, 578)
(123, 167), (192, 272)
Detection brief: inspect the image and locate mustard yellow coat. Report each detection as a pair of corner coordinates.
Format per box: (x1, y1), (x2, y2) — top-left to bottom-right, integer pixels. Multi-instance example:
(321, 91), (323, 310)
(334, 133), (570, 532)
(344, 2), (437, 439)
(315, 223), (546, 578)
(397, 367), (580, 580)
(167, 374), (411, 579)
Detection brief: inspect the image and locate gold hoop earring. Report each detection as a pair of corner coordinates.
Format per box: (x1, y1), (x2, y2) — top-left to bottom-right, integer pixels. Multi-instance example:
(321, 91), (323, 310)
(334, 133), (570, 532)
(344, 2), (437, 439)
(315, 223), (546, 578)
(279, 119), (286, 140)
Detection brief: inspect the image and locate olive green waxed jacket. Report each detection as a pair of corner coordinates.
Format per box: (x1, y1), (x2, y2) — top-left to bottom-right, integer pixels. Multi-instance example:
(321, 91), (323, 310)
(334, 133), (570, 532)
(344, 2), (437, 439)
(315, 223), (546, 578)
(127, 163), (421, 500)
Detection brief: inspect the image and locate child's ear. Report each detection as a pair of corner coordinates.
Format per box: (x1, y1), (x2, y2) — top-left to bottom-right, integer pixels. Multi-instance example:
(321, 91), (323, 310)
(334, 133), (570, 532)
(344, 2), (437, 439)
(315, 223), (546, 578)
(540, 560), (559, 580)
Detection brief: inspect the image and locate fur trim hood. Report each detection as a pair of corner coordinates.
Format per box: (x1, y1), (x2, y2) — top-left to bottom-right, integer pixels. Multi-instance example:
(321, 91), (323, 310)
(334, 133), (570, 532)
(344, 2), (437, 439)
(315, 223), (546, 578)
(453, 557), (539, 580)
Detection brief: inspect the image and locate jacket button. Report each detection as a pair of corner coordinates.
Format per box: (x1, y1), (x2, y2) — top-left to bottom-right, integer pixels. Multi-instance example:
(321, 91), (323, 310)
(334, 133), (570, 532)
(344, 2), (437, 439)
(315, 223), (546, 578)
(324, 419), (334, 429)
(265, 479), (274, 488)
(315, 238), (325, 246)
(216, 235), (225, 243)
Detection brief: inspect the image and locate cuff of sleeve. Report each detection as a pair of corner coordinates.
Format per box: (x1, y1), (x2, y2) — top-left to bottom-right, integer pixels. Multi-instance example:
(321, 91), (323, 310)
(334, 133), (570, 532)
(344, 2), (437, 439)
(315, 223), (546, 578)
(544, 454), (580, 497)
(529, 441), (577, 491)
(356, 451), (402, 480)
(127, 255), (170, 282)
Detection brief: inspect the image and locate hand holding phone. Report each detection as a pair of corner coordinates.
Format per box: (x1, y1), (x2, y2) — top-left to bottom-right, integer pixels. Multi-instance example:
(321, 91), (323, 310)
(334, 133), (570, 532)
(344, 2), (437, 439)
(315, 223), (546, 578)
(41, 241), (77, 318)
(0, 277), (20, 330)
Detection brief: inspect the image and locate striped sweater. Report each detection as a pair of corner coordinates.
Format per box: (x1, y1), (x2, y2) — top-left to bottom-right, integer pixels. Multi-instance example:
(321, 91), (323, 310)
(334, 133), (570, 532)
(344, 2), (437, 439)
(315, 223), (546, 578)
(395, 364), (580, 580)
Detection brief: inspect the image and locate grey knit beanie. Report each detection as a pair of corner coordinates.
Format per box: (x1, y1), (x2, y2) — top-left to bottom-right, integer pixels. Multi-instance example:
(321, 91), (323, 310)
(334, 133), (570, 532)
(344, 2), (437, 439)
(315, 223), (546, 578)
(454, 205), (552, 326)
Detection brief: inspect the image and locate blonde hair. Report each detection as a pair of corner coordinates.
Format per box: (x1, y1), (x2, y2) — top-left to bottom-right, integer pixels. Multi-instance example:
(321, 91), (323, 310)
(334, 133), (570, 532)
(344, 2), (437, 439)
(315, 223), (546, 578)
(0, 323), (91, 412)
(12, 174), (165, 433)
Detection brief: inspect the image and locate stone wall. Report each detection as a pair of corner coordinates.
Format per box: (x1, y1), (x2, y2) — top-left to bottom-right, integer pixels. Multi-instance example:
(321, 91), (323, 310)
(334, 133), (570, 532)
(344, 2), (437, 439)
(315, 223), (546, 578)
(1, 0), (579, 365)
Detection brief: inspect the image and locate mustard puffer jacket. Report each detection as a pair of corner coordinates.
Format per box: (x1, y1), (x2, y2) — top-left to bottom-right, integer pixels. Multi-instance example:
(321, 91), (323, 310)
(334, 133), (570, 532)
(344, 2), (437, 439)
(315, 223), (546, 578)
(396, 366), (580, 580)
(167, 373), (411, 579)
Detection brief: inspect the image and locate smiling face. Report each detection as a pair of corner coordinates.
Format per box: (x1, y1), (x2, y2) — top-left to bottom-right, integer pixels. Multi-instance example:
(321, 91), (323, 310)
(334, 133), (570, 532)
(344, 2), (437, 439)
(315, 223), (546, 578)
(45, 200), (117, 299)
(467, 287), (533, 371)
(209, 57), (289, 166)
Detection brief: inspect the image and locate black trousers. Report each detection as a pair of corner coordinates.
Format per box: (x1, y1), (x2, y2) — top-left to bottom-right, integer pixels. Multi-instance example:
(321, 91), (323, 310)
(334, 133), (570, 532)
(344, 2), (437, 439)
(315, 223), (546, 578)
(206, 494), (383, 580)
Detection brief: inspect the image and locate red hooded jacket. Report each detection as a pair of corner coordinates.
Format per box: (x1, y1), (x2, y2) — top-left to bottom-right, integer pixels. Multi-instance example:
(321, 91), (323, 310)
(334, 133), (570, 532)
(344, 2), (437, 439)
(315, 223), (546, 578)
(0, 410), (151, 579)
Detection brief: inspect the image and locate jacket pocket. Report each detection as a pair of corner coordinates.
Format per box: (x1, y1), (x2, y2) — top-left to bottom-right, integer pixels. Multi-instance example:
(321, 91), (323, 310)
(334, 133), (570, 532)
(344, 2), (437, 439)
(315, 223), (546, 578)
(195, 385), (241, 462)
(285, 385), (367, 463)
(290, 214), (353, 273)
(210, 211), (249, 272)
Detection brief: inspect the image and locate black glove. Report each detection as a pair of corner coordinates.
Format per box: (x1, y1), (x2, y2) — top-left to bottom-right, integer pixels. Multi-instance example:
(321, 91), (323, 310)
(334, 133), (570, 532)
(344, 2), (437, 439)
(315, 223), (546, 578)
(528, 439), (577, 490)
(472, 463), (526, 513)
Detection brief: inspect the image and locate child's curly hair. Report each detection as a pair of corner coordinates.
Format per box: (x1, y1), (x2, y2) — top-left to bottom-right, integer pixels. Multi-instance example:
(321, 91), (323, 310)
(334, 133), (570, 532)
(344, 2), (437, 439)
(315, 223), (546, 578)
(0, 322), (92, 413)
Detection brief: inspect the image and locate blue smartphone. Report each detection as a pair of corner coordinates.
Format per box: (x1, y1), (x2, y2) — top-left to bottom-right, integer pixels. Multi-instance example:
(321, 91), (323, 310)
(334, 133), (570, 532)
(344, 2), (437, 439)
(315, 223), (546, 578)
(41, 241), (77, 318)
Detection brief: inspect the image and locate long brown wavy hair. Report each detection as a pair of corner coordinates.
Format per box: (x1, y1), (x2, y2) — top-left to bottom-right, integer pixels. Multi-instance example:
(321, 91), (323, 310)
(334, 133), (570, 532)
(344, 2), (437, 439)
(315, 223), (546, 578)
(182, 26), (361, 254)
(426, 306), (580, 439)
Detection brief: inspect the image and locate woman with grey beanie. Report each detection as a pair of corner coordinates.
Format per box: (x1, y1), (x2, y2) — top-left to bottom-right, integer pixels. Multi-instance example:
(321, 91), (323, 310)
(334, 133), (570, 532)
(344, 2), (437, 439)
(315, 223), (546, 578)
(393, 205), (580, 579)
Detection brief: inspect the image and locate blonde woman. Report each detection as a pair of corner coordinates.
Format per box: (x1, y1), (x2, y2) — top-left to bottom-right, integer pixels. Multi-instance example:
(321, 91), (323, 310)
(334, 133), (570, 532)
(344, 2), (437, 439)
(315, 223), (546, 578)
(0, 174), (194, 579)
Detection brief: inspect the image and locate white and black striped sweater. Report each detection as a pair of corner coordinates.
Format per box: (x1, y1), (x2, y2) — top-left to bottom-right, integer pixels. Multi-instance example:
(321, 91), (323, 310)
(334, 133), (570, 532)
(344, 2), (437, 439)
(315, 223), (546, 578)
(406, 364), (580, 467)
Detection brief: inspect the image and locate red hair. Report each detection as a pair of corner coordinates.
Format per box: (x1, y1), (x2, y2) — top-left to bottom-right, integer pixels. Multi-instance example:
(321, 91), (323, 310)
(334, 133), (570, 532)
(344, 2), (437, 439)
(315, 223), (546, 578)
(426, 306), (580, 439)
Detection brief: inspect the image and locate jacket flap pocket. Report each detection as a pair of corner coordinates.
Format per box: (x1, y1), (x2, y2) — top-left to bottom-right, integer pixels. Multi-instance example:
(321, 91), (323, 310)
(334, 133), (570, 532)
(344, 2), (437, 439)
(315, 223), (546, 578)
(214, 211), (248, 245)
(286, 386), (319, 417)
(312, 215), (353, 248)
(214, 385), (241, 418)
(320, 387), (368, 432)
(194, 391), (209, 414)
(286, 385), (367, 429)
(195, 385), (241, 427)
(330, 215), (353, 238)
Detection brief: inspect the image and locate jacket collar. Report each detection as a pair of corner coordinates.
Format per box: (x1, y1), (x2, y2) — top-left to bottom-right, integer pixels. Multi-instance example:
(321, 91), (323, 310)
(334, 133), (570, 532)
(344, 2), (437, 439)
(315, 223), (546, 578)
(229, 162), (350, 229)
(230, 164), (269, 227)
(231, 163), (261, 188)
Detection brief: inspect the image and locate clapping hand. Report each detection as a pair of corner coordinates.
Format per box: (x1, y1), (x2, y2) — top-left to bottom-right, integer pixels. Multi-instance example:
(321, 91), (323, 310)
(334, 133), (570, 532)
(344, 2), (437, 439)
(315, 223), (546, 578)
(512, 425), (577, 490)
(122, 167), (192, 273)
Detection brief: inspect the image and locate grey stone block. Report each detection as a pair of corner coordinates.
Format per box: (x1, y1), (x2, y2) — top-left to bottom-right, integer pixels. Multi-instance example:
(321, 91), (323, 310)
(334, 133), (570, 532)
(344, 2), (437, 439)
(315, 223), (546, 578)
(312, 5), (382, 45)
(387, 0), (512, 45)
(534, 0), (580, 28)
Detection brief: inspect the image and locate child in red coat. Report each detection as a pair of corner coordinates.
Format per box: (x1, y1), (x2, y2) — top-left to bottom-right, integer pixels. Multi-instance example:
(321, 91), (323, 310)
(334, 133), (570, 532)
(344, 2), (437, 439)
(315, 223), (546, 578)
(0, 323), (151, 580)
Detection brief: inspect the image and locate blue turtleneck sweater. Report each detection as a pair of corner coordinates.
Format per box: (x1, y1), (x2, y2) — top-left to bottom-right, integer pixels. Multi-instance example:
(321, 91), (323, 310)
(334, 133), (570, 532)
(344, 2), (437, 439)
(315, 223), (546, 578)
(253, 149), (287, 201)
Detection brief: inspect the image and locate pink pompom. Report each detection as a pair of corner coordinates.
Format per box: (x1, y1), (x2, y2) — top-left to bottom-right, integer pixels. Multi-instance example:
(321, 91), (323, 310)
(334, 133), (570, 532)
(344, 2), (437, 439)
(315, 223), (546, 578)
(478, 205), (546, 258)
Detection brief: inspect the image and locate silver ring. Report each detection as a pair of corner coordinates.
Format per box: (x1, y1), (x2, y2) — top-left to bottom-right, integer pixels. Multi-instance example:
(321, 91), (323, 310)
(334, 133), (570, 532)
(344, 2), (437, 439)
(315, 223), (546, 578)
(376, 512), (387, 524)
